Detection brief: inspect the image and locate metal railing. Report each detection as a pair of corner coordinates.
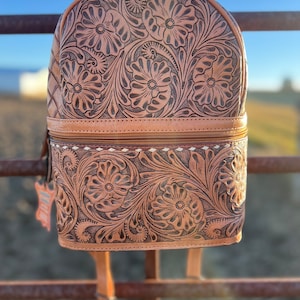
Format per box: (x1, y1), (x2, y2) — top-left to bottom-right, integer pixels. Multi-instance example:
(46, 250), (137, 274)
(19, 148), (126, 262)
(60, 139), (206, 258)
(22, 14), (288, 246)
(0, 9), (300, 300)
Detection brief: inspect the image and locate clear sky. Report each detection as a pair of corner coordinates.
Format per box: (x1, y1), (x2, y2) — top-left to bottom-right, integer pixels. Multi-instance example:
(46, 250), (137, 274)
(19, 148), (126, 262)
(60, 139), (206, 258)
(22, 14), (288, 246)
(1, 0), (300, 91)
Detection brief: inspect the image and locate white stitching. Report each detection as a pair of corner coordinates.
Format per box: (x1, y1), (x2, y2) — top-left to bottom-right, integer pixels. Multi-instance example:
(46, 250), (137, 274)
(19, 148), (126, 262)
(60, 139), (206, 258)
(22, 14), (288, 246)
(52, 143), (234, 152)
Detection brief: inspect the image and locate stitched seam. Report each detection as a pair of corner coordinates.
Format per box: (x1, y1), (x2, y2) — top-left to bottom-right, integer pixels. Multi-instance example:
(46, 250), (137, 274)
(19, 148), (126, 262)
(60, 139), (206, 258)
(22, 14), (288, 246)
(49, 125), (246, 133)
(58, 233), (242, 251)
(48, 117), (247, 133)
(48, 117), (245, 123)
(51, 128), (242, 133)
(50, 142), (238, 152)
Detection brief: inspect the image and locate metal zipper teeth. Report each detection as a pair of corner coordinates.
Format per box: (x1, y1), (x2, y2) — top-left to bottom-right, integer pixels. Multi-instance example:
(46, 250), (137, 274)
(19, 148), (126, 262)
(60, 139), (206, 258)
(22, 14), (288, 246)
(49, 127), (247, 145)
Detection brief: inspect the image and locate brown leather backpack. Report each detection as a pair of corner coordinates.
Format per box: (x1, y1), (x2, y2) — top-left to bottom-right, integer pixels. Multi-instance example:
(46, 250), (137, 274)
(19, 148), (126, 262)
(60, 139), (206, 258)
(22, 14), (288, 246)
(47, 0), (247, 265)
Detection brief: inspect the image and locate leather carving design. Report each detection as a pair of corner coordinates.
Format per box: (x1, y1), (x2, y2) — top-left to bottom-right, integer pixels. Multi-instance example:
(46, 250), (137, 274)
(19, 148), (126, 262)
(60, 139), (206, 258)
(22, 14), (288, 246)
(51, 138), (246, 250)
(47, 0), (246, 119)
(47, 0), (248, 251)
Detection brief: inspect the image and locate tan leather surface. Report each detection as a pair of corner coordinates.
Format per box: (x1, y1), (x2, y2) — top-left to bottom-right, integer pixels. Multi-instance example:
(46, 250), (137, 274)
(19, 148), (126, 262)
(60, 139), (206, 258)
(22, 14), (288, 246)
(47, 0), (247, 251)
(186, 248), (203, 279)
(51, 137), (247, 251)
(90, 252), (115, 299)
(47, 0), (247, 120)
(47, 115), (247, 137)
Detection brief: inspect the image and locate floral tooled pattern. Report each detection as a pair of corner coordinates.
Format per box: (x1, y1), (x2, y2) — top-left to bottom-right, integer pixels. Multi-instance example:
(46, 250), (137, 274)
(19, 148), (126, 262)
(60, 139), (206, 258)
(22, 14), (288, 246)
(83, 48), (108, 74)
(150, 181), (204, 233)
(61, 59), (104, 115)
(125, 0), (147, 15)
(50, 0), (246, 118)
(129, 57), (172, 114)
(52, 168), (78, 236)
(85, 160), (133, 212)
(142, 0), (197, 48)
(75, 5), (130, 56)
(219, 148), (247, 208)
(193, 55), (234, 108)
(51, 139), (246, 247)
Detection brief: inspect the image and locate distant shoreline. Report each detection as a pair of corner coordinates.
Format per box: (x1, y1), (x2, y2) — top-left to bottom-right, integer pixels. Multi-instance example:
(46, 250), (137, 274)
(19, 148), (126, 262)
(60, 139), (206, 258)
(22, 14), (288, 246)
(0, 67), (47, 99)
(0, 67), (40, 94)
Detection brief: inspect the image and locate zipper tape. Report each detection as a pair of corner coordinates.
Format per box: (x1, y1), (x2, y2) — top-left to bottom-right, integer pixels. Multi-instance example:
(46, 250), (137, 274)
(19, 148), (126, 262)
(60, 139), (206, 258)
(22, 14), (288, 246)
(47, 115), (247, 144)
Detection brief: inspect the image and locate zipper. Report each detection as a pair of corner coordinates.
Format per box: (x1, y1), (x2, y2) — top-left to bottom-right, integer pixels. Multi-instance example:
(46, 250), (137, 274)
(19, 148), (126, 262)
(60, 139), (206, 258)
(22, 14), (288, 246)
(49, 127), (247, 146)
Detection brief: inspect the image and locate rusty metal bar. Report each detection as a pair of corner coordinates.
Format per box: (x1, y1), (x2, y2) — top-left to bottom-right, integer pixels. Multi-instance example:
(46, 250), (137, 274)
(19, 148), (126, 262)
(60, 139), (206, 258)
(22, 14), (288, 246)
(1, 278), (300, 299)
(0, 159), (46, 177)
(1, 156), (300, 177)
(118, 278), (300, 298)
(0, 12), (300, 34)
(247, 156), (300, 174)
(233, 11), (300, 31)
(0, 15), (59, 34)
(0, 280), (96, 300)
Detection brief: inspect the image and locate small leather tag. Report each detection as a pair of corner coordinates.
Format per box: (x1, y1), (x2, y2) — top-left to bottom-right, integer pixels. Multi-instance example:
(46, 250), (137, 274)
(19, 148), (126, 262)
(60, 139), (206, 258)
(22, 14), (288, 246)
(35, 181), (55, 232)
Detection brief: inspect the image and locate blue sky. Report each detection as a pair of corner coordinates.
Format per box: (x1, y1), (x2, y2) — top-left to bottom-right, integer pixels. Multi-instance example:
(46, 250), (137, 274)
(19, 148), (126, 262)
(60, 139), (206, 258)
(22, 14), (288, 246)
(0, 0), (300, 91)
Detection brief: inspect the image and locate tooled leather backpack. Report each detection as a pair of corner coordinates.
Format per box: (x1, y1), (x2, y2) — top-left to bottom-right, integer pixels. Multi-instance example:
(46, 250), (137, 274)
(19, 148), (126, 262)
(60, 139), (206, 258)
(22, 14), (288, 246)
(47, 0), (247, 296)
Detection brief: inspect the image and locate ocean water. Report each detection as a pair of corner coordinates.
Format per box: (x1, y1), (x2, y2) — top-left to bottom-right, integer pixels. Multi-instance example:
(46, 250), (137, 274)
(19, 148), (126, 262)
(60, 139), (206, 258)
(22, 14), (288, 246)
(0, 68), (38, 95)
(0, 68), (21, 94)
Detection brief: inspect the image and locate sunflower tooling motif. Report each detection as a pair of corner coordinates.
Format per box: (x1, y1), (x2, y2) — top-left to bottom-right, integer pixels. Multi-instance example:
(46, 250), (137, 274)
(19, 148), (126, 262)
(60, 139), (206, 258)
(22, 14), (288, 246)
(129, 57), (171, 113)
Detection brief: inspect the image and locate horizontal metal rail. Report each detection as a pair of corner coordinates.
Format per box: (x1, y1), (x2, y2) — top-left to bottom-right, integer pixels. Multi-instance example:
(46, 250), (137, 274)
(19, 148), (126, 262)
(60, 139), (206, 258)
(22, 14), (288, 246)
(0, 159), (46, 177)
(233, 11), (300, 31)
(247, 156), (300, 173)
(1, 156), (300, 177)
(0, 14), (59, 34)
(1, 278), (300, 299)
(0, 12), (300, 34)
